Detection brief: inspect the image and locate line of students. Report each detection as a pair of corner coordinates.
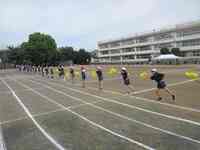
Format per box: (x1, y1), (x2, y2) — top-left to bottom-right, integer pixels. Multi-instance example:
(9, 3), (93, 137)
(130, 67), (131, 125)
(70, 66), (175, 101)
(17, 64), (176, 101)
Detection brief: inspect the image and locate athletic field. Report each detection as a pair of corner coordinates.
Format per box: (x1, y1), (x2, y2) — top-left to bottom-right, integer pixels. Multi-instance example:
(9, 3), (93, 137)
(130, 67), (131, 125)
(0, 65), (200, 150)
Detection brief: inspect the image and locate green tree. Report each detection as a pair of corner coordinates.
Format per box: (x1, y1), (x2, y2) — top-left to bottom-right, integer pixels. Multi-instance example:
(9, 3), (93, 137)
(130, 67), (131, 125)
(7, 46), (26, 64)
(160, 47), (171, 55)
(23, 32), (57, 65)
(76, 49), (91, 64)
(171, 47), (182, 56)
(59, 47), (74, 62)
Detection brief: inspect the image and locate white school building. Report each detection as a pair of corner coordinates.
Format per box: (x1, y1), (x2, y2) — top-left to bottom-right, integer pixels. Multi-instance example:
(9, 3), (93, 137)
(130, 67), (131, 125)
(96, 20), (200, 64)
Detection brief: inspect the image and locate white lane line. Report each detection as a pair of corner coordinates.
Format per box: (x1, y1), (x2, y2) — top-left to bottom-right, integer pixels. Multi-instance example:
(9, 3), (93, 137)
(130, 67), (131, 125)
(1, 79), (66, 150)
(32, 78), (200, 127)
(49, 77), (200, 113)
(133, 78), (199, 94)
(0, 87), (46, 95)
(0, 108), (65, 126)
(25, 79), (200, 144)
(13, 79), (155, 150)
(0, 100), (102, 126)
(85, 86), (200, 113)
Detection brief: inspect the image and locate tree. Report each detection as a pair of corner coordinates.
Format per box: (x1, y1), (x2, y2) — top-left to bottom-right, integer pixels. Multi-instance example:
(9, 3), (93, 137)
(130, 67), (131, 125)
(171, 47), (182, 56)
(7, 46), (26, 64)
(160, 47), (171, 55)
(23, 32), (57, 65)
(5, 32), (92, 65)
(59, 47), (74, 62)
(76, 49), (91, 64)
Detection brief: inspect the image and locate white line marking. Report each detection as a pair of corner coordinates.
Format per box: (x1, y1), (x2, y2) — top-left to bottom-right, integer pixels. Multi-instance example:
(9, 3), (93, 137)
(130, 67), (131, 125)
(50, 77), (200, 113)
(13, 79), (155, 150)
(32, 78), (200, 127)
(84, 87), (200, 114)
(0, 108), (65, 126)
(0, 87), (46, 95)
(25, 79), (200, 144)
(1, 79), (66, 150)
(0, 100), (102, 126)
(133, 79), (199, 94)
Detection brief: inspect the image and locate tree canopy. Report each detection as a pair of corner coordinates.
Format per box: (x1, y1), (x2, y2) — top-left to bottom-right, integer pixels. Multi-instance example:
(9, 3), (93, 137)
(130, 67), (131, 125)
(6, 32), (91, 65)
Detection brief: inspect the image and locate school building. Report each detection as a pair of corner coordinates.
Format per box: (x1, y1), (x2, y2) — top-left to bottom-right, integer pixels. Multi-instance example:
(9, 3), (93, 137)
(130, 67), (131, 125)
(96, 20), (200, 64)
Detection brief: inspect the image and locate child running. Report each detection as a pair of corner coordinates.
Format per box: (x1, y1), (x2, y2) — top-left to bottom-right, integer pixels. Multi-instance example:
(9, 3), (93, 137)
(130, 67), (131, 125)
(150, 68), (176, 101)
(121, 67), (135, 94)
(81, 66), (86, 88)
(96, 66), (103, 90)
(69, 66), (75, 84)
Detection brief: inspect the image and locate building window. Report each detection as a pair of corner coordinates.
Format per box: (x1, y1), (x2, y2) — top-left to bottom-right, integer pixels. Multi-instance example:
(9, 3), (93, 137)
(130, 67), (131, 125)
(154, 43), (173, 49)
(122, 55), (135, 60)
(122, 48), (135, 53)
(110, 49), (121, 54)
(154, 32), (173, 41)
(100, 51), (109, 55)
(109, 42), (120, 48)
(137, 46), (151, 51)
(193, 51), (200, 56)
(121, 39), (135, 45)
(99, 44), (109, 49)
(177, 27), (200, 37)
(178, 39), (200, 47)
(136, 54), (151, 59)
(111, 56), (120, 61)
(136, 37), (150, 43)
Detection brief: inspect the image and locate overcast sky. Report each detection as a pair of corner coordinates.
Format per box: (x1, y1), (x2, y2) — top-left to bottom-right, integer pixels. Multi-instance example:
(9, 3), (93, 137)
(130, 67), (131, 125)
(0, 0), (200, 50)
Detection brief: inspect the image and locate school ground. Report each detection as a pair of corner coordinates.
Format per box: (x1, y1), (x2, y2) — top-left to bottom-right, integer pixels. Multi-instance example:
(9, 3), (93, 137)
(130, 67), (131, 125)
(0, 65), (200, 150)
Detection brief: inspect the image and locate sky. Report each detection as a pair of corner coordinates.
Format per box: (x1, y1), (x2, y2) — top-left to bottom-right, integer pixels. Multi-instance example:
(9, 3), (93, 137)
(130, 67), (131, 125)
(0, 0), (200, 51)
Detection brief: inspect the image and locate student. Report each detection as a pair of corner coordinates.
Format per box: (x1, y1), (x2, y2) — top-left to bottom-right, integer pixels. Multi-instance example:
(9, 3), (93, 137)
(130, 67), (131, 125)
(58, 65), (65, 79)
(69, 66), (75, 84)
(150, 68), (175, 101)
(45, 66), (49, 78)
(96, 66), (103, 90)
(121, 67), (135, 94)
(41, 65), (45, 77)
(61, 65), (65, 79)
(81, 66), (86, 88)
(50, 67), (54, 79)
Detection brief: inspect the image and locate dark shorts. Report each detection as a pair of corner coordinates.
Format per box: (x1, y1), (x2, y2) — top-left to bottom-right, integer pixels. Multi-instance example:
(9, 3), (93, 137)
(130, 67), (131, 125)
(157, 80), (166, 89)
(82, 75), (86, 80)
(124, 78), (130, 85)
(98, 76), (103, 81)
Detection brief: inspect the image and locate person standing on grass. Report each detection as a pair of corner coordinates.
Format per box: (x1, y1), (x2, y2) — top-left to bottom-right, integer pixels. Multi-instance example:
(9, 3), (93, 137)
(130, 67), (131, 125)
(81, 66), (86, 88)
(96, 66), (103, 90)
(121, 67), (135, 94)
(69, 66), (75, 84)
(150, 68), (175, 101)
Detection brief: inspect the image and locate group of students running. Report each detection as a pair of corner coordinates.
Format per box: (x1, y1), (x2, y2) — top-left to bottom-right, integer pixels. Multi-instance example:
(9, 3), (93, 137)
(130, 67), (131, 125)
(17, 64), (176, 101)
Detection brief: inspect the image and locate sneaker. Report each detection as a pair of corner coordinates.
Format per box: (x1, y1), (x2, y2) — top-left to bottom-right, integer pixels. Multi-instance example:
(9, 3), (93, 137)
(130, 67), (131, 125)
(172, 95), (176, 101)
(157, 97), (162, 101)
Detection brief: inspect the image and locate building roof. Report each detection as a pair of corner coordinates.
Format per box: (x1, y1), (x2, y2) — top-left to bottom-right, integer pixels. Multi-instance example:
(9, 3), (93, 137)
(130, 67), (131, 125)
(98, 20), (200, 44)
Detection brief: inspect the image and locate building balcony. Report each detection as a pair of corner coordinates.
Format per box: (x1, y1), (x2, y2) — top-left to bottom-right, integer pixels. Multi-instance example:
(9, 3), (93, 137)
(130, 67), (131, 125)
(180, 45), (200, 51)
(176, 34), (200, 42)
